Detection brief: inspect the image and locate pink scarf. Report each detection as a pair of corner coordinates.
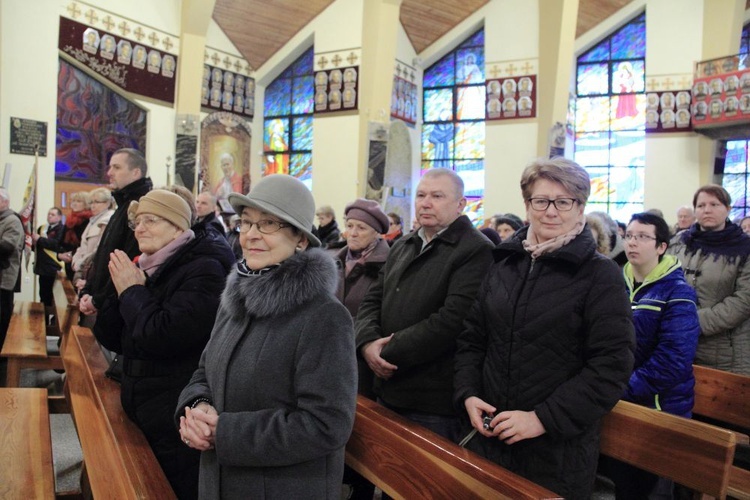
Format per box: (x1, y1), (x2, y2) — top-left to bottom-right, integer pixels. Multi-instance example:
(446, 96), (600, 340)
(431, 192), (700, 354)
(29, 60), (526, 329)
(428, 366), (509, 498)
(345, 239), (378, 277)
(522, 215), (585, 259)
(138, 230), (195, 277)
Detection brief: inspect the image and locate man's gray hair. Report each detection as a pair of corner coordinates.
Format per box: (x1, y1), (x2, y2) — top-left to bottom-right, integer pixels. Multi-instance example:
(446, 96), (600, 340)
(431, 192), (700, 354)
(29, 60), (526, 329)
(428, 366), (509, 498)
(420, 168), (465, 199)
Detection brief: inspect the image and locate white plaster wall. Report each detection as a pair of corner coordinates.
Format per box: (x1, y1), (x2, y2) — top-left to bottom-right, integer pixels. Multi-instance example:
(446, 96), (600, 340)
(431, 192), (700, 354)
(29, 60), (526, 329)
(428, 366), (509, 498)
(395, 23), (421, 205)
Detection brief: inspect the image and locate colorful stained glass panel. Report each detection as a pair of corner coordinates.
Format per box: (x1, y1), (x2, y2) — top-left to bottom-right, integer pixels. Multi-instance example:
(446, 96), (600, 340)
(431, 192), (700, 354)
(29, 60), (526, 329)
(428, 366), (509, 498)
(290, 153), (312, 187)
(264, 153), (290, 176)
(577, 64), (609, 96)
(611, 61), (645, 94)
(587, 167), (611, 203)
(579, 41), (610, 63)
(292, 116), (312, 151)
(463, 197), (484, 227)
(456, 86), (486, 120)
(611, 20), (645, 60)
(460, 29), (484, 48)
(576, 97), (610, 132)
(454, 122), (484, 159)
(456, 49), (484, 83)
(292, 76), (314, 114)
(264, 78), (291, 117)
(264, 118), (289, 152)
(423, 54), (455, 88)
(610, 94), (646, 130)
(609, 167), (644, 203)
(610, 131), (645, 166)
(455, 160), (484, 197)
(575, 132), (610, 167)
(422, 123), (454, 160)
(423, 89), (453, 122)
(725, 141), (748, 173)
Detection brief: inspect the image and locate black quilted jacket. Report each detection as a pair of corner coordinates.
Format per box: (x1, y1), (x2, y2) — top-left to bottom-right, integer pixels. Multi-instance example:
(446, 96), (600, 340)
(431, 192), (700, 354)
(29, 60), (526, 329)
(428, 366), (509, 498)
(454, 225), (634, 499)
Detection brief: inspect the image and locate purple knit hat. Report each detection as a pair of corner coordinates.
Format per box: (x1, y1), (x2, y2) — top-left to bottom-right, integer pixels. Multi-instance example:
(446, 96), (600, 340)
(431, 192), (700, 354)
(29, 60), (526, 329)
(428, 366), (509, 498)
(344, 198), (389, 234)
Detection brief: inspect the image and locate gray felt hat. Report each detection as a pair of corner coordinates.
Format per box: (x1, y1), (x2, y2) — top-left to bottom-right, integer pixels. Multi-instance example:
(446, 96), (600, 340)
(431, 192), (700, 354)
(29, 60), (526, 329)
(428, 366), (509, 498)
(228, 175), (321, 247)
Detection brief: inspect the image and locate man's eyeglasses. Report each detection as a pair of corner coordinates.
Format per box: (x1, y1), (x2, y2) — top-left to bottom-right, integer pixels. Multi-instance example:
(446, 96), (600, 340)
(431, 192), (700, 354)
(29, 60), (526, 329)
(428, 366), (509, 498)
(527, 198), (578, 212)
(239, 218), (291, 234)
(624, 233), (657, 242)
(128, 215), (166, 231)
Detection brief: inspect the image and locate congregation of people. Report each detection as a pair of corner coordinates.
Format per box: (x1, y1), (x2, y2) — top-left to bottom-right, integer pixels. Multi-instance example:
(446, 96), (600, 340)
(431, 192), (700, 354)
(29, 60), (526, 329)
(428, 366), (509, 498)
(3, 147), (750, 499)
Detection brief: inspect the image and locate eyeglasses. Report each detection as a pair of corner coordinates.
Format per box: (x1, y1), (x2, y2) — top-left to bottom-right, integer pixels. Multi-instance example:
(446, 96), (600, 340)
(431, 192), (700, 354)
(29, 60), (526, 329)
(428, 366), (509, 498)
(624, 233), (657, 242)
(128, 215), (166, 231)
(239, 218), (291, 234)
(527, 198), (578, 212)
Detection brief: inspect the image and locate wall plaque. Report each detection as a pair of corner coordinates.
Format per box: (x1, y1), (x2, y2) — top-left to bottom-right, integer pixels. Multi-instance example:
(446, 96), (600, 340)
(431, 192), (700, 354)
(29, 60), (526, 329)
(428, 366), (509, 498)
(10, 117), (47, 156)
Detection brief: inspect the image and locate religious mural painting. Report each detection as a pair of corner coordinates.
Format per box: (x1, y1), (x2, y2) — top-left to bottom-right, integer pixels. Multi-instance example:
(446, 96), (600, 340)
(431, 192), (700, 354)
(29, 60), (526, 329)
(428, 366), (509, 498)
(199, 112), (252, 207)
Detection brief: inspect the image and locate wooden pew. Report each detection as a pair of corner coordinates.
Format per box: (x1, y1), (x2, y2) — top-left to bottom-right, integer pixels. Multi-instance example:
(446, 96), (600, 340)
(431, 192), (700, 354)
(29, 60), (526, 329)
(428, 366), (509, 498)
(692, 364), (750, 499)
(63, 325), (176, 499)
(1, 301), (63, 386)
(601, 400), (737, 498)
(346, 396), (560, 499)
(0, 387), (55, 499)
(52, 274), (80, 356)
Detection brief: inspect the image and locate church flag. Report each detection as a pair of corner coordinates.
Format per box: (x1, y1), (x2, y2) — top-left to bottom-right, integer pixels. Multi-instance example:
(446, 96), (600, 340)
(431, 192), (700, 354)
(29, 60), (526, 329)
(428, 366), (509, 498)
(19, 155), (37, 270)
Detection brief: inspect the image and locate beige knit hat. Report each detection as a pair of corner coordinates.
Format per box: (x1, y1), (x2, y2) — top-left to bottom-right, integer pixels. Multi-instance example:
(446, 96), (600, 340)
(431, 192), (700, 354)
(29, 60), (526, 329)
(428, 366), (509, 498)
(128, 189), (191, 231)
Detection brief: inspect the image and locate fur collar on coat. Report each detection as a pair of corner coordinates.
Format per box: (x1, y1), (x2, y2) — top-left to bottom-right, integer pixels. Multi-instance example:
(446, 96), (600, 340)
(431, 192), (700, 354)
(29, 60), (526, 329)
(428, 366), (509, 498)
(222, 248), (338, 319)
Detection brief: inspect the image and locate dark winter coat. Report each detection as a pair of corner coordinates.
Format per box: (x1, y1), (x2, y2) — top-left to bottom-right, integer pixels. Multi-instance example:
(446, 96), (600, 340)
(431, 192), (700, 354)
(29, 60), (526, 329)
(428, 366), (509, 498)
(623, 255), (699, 417)
(176, 249), (357, 499)
(85, 177), (152, 308)
(454, 226), (635, 499)
(195, 212), (226, 238)
(355, 215), (494, 416)
(0, 209), (24, 291)
(335, 238), (390, 397)
(93, 227), (234, 498)
(316, 220), (341, 248)
(33, 222), (65, 276)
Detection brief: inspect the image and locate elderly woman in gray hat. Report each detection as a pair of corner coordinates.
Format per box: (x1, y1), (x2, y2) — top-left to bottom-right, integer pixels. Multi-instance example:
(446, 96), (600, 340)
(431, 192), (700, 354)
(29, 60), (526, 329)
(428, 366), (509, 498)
(176, 175), (357, 499)
(93, 189), (235, 500)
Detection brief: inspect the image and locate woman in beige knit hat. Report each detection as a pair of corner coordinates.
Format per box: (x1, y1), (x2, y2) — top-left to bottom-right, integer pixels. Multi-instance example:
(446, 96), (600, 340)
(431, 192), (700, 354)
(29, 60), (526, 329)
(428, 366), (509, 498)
(92, 189), (235, 499)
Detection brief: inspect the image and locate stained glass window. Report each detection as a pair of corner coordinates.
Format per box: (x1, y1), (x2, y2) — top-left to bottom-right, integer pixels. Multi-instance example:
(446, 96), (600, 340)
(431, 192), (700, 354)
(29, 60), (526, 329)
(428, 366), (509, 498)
(724, 24), (750, 217)
(56, 59), (147, 183)
(263, 47), (314, 188)
(421, 28), (485, 225)
(575, 13), (645, 220)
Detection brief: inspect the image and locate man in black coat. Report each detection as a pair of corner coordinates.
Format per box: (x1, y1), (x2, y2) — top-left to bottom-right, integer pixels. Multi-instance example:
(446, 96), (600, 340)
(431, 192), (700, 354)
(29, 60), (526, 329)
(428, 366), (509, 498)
(79, 148), (152, 323)
(355, 168), (493, 442)
(33, 207), (65, 309)
(194, 191), (226, 237)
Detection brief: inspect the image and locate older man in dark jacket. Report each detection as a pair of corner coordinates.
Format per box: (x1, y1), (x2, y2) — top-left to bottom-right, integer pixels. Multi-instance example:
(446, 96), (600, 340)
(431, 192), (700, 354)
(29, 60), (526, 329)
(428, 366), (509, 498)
(355, 168), (493, 442)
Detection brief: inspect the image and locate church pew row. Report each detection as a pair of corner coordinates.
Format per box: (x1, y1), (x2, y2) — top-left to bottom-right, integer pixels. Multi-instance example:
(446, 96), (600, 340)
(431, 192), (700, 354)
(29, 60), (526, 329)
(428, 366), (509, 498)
(345, 395), (560, 499)
(346, 396), (737, 499)
(601, 400), (736, 498)
(1, 300), (62, 387)
(0, 387), (55, 499)
(63, 325), (176, 499)
(692, 364), (750, 499)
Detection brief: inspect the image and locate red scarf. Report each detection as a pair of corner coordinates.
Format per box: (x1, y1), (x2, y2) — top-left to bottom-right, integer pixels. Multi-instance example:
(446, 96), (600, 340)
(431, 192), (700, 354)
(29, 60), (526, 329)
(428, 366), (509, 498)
(63, 210), (92, 247)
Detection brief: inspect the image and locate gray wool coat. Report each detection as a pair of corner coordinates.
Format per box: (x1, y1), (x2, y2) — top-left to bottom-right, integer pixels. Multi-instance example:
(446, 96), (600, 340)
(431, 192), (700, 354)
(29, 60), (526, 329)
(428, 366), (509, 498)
(176, 249), (357, 499)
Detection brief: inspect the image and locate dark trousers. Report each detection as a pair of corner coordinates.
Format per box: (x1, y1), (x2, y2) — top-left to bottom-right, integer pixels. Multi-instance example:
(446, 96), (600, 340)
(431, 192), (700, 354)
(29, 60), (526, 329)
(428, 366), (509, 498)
(0, 288), (13, 350)
(38, 275), (55, 307)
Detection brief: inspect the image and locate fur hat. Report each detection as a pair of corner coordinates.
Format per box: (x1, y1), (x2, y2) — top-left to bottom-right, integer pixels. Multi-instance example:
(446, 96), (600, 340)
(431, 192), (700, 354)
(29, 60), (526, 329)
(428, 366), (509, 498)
(228, 175), (321, 247)
(344, 198), (389, 234)
(129, 189), (191, 231)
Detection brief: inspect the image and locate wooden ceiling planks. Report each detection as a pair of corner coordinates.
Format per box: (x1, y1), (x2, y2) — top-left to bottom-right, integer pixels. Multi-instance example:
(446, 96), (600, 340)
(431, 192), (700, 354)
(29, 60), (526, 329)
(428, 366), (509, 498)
(213, 0), (649, 71)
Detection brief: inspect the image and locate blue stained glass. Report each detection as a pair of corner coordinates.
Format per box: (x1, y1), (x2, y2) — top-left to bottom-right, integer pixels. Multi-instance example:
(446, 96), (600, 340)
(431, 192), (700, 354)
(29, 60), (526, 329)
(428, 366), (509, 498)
(422, 123), (454, 161)
(609, 167), (644, 205)
(455, 160), (484, 197)
(423, 89), (453, 122)
(421, 160), (454, 173)
(456, 86), (486, 120)
(456, 49), (484, 83)
(610, 131), (645, 166)
(725, 140), (748, 173)
(264, 118), (289, 152)
(292, 48), (314, 76)
(279, 67), (293, 79)
(724, 174), (747, 211)
(460, 29), (484, 48)
(290, 153), (312, 182)
(575, 132), (611, 167)
(608, 203), (643, 223)
(264, 78), (291, 116)
(611, 60), (644, 93)
(423, 54), (455, 88)
(611, 21), (645, 60)
(579, 41), (610, 63)
(292, 76), (314, 114)
(455, 122), (484, 159)
(292, 116), (313, 150)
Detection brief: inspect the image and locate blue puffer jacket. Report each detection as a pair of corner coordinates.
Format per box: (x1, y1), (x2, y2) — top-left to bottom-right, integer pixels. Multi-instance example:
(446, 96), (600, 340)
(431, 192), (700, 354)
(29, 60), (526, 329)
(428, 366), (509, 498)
(623, 254), (700, 417)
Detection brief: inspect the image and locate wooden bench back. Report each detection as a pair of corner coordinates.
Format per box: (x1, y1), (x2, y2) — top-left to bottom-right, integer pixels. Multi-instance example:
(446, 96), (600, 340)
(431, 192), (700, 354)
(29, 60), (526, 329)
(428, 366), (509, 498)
(693, 364), (750, 431)
(53, 275), (79, 351)
(0, 301), (46, 359)
(64, 325), (176, 499)
(0, 388), (55, 499)
(601, 400), (736, 498)
(346, 396), (560, 499)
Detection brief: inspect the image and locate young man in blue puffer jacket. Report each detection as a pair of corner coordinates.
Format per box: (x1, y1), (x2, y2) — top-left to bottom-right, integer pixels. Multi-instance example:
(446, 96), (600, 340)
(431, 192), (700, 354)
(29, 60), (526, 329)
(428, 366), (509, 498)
(602, 211), (700, 499)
